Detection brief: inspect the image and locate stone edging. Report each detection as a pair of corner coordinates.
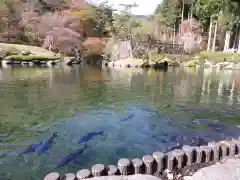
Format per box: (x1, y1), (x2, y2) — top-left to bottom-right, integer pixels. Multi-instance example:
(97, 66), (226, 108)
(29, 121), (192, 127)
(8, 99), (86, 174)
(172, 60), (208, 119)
(44, 137), (240, 180)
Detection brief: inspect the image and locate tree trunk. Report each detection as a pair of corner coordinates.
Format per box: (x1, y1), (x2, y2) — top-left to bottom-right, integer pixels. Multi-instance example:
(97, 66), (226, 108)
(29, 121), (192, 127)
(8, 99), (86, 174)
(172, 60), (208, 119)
(224, 31), (231, 51)
(207, 20), (213, 51)
(238, 35), (240, 52)
(190, 3), (193, 19)
(179, 0), (185, 44)
(212, 22), (218, 51)
(219, 28), (225, 50)
(163, 30), (166, 42)
(181, 0), (185, 25)
(173, 25), (176, 44)
(233, 25), (239, 50)
(168, 30), (170, 43)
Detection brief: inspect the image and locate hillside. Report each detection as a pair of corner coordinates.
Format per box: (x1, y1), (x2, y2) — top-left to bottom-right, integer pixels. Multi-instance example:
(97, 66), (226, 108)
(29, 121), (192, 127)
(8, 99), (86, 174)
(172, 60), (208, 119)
(0, 0), (112, 56)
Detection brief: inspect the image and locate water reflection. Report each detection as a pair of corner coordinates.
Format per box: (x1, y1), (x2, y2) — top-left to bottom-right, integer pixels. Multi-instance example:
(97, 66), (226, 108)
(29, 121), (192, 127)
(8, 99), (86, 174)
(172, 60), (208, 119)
(0, 66), (239, 180)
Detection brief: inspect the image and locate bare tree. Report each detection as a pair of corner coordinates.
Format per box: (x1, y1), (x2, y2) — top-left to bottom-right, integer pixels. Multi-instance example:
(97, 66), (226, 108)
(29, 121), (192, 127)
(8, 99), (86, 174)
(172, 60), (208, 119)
(19, 1), (85, 53)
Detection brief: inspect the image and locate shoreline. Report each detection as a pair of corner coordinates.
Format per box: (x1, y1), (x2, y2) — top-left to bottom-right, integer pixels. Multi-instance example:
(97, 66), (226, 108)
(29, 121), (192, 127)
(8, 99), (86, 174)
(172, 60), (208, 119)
(1, 43), (240, 70)
(103, 59), (240, 70)
(53, 158), (240, 180)
(103, 51), (240, 70)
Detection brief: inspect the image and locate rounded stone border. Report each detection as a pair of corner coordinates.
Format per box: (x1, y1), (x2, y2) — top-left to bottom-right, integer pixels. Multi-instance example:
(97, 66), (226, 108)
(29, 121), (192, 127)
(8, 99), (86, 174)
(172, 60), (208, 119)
(44, 138), (240, 179)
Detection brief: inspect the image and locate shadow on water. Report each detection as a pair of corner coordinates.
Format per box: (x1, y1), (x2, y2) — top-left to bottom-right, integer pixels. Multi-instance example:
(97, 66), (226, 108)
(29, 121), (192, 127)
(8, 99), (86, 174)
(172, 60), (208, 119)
(0, 66), (240, 179)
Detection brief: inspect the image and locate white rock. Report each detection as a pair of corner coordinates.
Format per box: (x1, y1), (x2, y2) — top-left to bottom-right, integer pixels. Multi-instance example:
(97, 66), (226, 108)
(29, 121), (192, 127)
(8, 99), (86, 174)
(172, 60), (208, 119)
(86, 174), (163, 180)
(107, 58), (145, 68)
(183, 158), (240, 180)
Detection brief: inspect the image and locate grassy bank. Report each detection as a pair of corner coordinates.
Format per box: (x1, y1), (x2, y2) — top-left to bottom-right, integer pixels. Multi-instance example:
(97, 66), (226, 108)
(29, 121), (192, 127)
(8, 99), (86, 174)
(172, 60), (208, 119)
(147, 51), (240, 68)
(186, 51), (240, 68)
(1, 43), (239, 68)
(196, 51), (240, 63)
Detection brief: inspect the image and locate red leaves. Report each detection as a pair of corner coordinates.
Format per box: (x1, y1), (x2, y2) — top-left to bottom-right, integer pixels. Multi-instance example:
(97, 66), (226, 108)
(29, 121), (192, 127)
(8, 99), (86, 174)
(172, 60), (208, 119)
(39, 10), (83, 53)
(0, 0), (87, 54)
(82, 37), (106, 55)
(0, 0), (109, 56)
(179, 18), (201, 38)
(179, 18), (201, 54)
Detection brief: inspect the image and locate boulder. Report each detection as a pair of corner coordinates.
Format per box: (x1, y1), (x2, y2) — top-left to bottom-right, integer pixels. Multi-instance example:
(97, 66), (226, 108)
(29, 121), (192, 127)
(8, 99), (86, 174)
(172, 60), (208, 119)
(108, 58), (145, 68)
(152, 61), (168, 69)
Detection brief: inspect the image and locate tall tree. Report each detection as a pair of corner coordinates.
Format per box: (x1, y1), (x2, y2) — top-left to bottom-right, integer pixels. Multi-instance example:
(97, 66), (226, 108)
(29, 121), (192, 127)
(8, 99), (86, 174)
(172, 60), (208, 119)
(154, 0), (181, 29)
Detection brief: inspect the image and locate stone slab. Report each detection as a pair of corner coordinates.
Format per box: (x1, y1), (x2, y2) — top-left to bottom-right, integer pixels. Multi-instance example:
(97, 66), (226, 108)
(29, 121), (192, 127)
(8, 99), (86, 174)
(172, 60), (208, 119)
(184, 158), (240, 180)
(86, 174), (162, 180)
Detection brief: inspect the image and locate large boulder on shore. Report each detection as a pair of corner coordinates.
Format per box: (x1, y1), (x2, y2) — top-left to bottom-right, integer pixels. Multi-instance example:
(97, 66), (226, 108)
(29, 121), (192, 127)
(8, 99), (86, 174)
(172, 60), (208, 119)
(0, 43), (57, 58)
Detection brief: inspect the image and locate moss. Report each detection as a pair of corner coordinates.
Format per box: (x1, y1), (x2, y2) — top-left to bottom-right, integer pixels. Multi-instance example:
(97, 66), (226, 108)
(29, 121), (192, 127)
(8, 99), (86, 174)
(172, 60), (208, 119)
(5, 55), (60, 61)
(149, 52), (166, 63)
(159, 52), (240, 65)
(22, 51), (32, 55)
(187, 60), (197, 67)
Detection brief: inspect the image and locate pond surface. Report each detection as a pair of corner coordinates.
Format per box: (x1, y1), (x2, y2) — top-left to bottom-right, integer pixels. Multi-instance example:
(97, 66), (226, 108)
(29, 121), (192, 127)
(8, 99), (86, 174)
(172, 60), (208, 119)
(0, 66), (240, 180)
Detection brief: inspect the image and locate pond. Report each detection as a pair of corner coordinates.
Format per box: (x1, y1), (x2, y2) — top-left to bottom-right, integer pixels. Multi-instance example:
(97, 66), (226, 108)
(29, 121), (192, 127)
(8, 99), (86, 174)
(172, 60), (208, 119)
(0, 65), (240, 180)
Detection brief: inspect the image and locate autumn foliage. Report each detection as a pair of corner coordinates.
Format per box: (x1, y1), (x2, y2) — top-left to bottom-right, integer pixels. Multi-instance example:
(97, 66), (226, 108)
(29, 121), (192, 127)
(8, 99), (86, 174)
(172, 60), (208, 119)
(0, 0), (111, 56)
(82, 37), (106, 56)
(179, 18), (201, 38)
(179, 18), (202, 53)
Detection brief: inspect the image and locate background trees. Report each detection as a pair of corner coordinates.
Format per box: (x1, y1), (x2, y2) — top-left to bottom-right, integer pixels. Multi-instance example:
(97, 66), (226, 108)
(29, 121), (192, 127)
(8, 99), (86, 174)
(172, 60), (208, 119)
(1, 0), (239, 54)
(153, 0), (240, 51)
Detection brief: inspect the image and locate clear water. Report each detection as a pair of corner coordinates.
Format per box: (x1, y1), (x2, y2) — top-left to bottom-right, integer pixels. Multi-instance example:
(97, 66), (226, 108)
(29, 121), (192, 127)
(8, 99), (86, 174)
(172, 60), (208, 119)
(0, 66), (239, 180)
